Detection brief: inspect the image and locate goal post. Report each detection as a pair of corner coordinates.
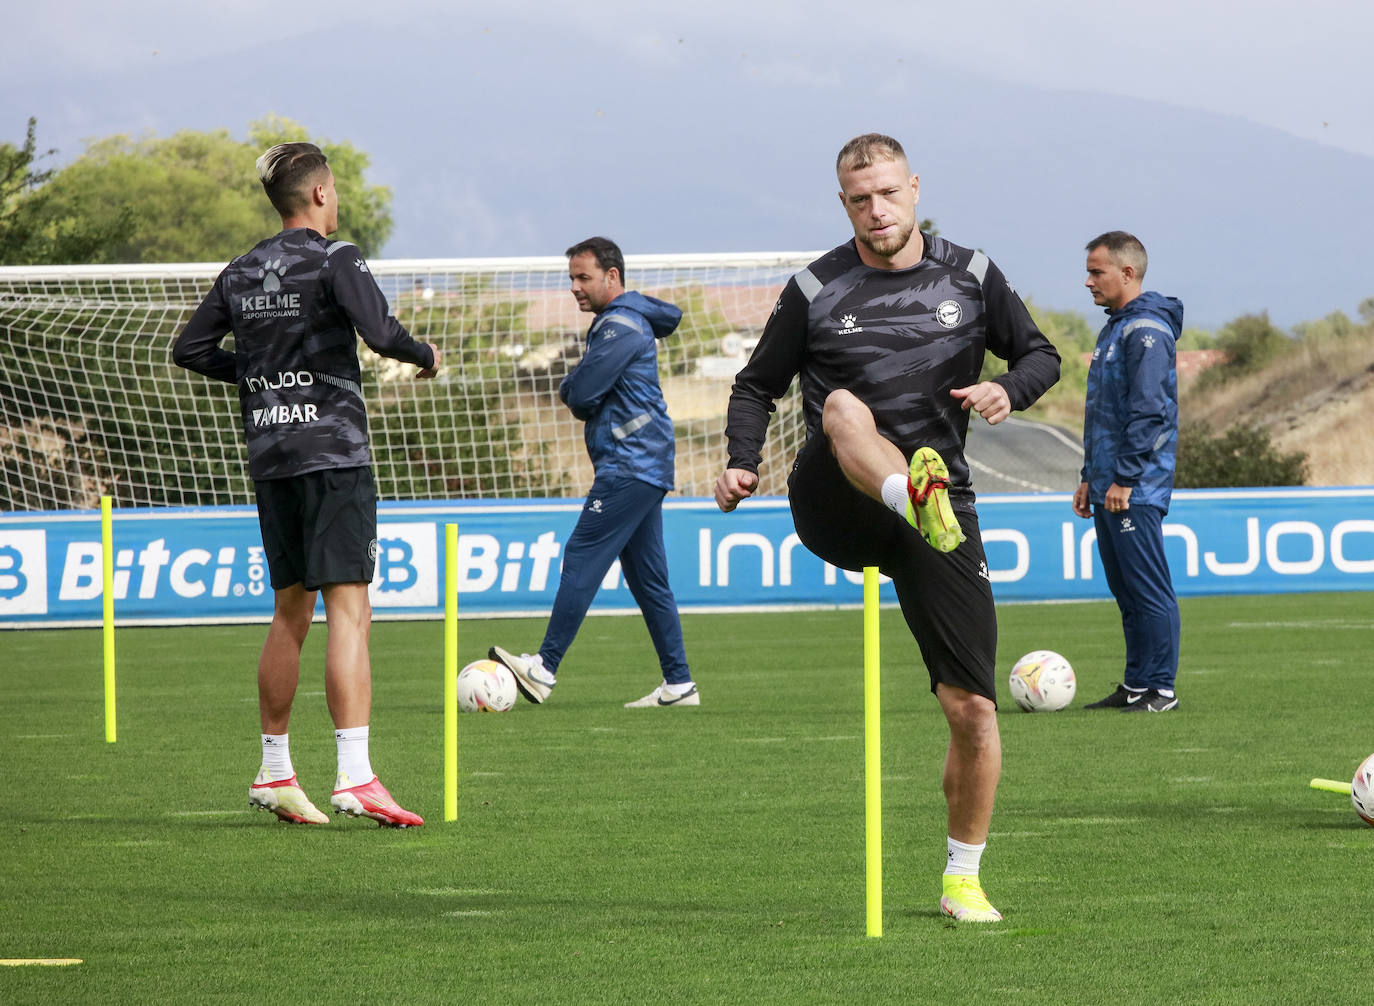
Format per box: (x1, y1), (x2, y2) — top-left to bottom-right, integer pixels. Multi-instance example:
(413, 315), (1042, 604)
(0, 253), (814, 512)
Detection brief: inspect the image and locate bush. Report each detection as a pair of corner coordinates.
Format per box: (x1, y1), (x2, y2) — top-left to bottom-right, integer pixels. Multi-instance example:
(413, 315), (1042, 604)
(1174, 423), (1307, 488)
(1195, 312), (1290, 389)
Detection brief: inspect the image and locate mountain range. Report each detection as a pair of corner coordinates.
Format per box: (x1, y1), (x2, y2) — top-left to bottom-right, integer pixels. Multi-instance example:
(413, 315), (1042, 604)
(4, 16), (1369, 330)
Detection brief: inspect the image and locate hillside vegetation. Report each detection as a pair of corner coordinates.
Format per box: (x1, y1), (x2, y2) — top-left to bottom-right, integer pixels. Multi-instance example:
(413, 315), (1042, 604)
(1181, 321), (1374, 486)
(1015, 302), (1374, 487)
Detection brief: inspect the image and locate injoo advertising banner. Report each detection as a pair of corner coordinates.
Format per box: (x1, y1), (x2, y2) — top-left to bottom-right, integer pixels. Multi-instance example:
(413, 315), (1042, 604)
(1, 488), (1371, 628)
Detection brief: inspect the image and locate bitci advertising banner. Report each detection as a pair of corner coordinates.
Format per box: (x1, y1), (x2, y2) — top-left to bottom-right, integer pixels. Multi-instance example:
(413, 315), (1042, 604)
(1, 488), (1372, 628)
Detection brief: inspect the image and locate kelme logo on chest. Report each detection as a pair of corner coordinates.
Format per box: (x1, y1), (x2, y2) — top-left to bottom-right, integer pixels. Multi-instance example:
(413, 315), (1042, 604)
(837, 313), (863, 335)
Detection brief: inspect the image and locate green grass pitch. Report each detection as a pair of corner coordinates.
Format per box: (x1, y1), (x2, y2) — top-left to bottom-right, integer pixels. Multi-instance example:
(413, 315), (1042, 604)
(2, 592), (1372, 1004)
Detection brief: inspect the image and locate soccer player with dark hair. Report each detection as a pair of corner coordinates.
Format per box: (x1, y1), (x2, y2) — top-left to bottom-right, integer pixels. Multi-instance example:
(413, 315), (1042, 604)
(715, 133), (1060, 921)
(173, 142), (438, 827)
(1076, 231), (1184, 713)
(488, 236), (699, 709)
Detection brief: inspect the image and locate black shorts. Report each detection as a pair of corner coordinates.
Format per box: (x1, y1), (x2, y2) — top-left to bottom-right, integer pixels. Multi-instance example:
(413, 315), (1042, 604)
(254, 467), (378, 591)
(787, 434), (999, 704)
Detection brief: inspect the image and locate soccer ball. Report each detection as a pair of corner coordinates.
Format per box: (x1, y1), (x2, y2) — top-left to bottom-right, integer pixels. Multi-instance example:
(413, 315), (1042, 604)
(1352, 753), (1374, 828)
(456, 659), (518, 713)
(1008, 650), (1076, 712)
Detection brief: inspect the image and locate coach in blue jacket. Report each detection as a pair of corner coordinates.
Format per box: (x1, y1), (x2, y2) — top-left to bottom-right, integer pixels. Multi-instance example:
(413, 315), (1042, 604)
(490, 237), (699, 709)
(1074, 231), (1184, 713)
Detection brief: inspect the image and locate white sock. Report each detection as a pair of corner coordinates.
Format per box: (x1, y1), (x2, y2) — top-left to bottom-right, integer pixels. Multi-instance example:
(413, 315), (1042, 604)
(663, 679), (695, 696)
(257, 733), (293, 784)
(945, 836), (986, 876)
(880, 473), (909, 514)
(335, 726), (373, 790)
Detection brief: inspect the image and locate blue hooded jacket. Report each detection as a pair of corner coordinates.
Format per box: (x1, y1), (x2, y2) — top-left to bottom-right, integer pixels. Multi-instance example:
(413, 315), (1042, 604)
(559, 291), (682, 491)
(1080, 290), (1185, 511)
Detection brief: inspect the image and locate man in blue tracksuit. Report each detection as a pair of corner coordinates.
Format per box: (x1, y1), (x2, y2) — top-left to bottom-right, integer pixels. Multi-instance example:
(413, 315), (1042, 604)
(1074, 231), (1184, 713)
(490, 237), (699, 709)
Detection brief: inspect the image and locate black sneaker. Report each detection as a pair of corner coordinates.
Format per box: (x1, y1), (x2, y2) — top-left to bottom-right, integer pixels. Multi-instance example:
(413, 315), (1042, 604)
(1121, 689), (1179, 713)
(1083, 684), (1132, 709)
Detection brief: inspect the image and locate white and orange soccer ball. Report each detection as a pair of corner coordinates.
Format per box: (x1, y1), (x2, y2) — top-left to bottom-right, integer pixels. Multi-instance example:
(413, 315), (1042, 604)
(1352, 753), (1374, 827)
(1008, 650), (1076, 712)
(456, 659), (518, 713)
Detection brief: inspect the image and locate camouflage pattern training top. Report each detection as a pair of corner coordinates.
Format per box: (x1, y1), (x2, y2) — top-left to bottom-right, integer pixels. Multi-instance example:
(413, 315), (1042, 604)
(725, 235), (1060, 501)
(173, 227), (434, 482)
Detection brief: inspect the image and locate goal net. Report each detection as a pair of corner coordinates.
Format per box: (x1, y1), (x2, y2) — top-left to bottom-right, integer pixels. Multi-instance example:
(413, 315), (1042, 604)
(0, 253), (815, 511)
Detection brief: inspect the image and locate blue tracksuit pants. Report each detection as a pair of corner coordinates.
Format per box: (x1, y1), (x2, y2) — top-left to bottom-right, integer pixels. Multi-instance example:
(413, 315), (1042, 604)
(1093, 503), (1180, 691)
(539, 475), (691, 684)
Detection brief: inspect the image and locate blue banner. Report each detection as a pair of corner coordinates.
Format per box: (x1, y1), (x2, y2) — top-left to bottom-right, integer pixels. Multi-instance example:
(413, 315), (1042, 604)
(1, 488), (1371, 628)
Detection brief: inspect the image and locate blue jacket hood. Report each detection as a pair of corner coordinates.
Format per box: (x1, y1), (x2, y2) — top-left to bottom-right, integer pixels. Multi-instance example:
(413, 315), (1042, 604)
(1107, 291), (1184, 335)
(610, 291), (682, 340)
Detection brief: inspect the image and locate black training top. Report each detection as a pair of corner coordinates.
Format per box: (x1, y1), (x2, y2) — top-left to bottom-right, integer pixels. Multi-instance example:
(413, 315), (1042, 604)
(173, 227), (434, 482)
(725, 234), (1060, 498)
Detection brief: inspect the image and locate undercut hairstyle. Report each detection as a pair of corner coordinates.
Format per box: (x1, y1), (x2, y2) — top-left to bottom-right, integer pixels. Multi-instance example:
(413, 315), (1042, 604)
(1086, 230), (1148, 281)
(836, 133), (907, 174)
(565, 236), (626, 285)
(255, 142), (330, 218)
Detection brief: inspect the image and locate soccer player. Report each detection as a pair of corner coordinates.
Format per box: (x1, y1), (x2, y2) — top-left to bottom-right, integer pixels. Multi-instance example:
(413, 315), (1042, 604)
(173, 142), (437, 827)
(489, 237), (699, 709)
(714, 134), (1059, 922)
(1075, 231), (1184, 713)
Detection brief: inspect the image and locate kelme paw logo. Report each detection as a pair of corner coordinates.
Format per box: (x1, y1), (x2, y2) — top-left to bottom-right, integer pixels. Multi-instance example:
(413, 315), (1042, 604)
(259, 259), (286, 293)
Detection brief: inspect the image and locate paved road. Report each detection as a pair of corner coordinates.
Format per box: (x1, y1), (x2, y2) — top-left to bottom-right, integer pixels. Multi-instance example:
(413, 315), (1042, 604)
(965, 416), (1083, 495)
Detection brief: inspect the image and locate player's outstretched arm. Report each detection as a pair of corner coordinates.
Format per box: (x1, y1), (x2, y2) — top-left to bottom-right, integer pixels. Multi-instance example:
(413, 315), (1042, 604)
(714, 468), (758, 512)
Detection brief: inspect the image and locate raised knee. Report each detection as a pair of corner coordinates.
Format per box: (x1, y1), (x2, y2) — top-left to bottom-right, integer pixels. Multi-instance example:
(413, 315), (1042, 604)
(821, 388), (871, 439)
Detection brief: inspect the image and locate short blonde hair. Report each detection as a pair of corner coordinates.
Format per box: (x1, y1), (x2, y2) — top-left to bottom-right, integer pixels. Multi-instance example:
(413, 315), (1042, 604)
(836, 133), (907, 174)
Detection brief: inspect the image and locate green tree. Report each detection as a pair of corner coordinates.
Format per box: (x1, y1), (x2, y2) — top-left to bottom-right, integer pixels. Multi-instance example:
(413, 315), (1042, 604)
(1, 117), (132, 265)
(3, 117), (392, 265)
(1177, 326), (1217, 350)
(1293, 310), (1359, 344)
(1174, 423), (1307, 488)
(1, 119), (53, 217)
(1195, 312), (1290, 388)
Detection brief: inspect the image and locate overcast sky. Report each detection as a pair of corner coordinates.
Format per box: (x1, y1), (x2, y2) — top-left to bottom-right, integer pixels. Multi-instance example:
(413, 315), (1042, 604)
(5, 1), (1371, 326)
(11, 0), (1370, 158)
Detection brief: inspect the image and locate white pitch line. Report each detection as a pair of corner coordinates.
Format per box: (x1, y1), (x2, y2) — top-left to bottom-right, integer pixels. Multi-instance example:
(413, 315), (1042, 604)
(168, 810), (244, 817)
(1228, 621), (1374, 630)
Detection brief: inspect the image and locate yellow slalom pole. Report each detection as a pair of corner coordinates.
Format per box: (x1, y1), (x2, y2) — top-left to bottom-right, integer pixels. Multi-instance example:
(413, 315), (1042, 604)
(863, 565), (882, 938)
(101, 495), (116, 744)
(444, 523), (459, 821)
(1310, 777), (1352, 795)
